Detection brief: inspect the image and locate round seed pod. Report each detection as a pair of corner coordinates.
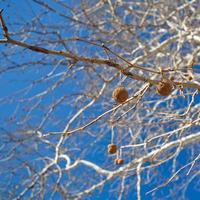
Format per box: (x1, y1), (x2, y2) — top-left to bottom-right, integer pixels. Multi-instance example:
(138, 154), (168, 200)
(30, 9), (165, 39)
(112, 86), (128, 103)
(107, 144), (117, 154)
(188, 76), (193, 81)
(156, 80), (173, 96)
(170, 76), (175, 81)
(114, 158), (124, 165)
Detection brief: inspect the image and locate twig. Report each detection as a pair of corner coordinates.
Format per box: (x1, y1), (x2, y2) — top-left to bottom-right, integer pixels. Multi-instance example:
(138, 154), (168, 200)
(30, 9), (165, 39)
(146, 155), (200, 195)
(136, 162), (142, 200)
(186, 154), (200, 175)
(102, 43), (160, 74)
(0, 9), (9, 39)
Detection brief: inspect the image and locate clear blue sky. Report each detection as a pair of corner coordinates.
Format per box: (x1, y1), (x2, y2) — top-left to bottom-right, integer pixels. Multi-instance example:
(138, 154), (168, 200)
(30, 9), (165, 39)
(0, 1), (199, 200)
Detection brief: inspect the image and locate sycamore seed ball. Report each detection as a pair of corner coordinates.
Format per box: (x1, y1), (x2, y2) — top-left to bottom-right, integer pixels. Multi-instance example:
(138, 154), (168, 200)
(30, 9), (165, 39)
(112, 86), (128, 103)
(114, 158), (124, 165)
(156, 80), (173, 96)
(107, 144), (117, 154)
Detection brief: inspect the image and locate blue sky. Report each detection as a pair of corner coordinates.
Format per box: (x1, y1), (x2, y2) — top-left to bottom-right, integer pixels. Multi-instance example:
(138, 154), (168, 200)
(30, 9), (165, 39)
(0, 1), (200, 200)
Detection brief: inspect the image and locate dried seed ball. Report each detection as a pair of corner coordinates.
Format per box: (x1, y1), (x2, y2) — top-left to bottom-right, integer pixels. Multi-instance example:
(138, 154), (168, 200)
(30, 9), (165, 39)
(170, 76), (175, 81)
(114, 158), (124, 165)
(112, 86), (128, 103)
(156, 80), (173, 96)
(107, 144), (117, 154)
(188, 76), (193, 81)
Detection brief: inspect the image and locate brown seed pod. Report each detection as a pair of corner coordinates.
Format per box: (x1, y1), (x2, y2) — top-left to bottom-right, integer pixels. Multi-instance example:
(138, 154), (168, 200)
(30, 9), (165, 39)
(114, 158), (124, 165)
(188, 76), (193, 81)
(112, 86), (128, 103)
(107, 144), (117, 154)
(156, 80), (173, 96)
(170, 76), (175, 81)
